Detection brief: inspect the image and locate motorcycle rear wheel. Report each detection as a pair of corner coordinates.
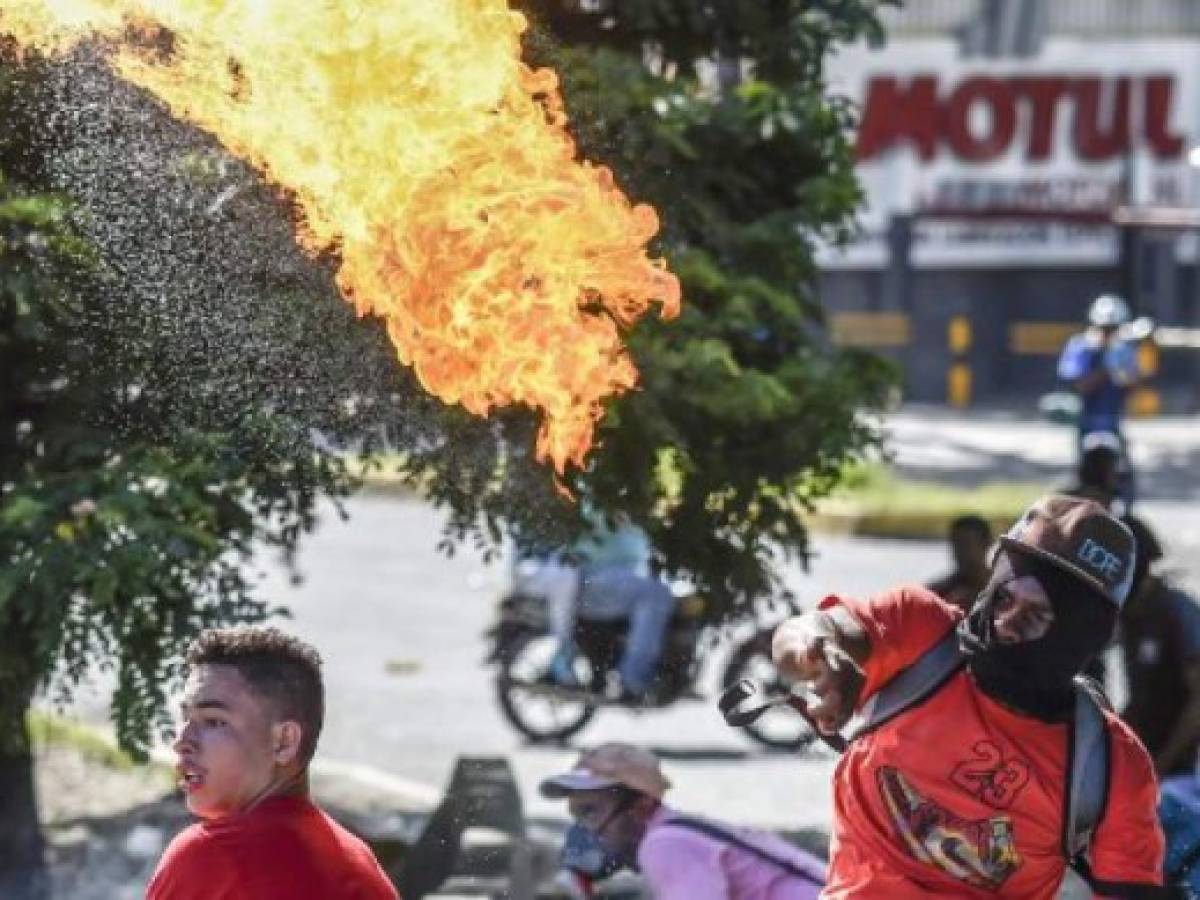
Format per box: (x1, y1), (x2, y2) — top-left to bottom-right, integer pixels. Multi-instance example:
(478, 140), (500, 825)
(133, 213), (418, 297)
(723, 634), (818, 752)
(495, 633), (599, 743)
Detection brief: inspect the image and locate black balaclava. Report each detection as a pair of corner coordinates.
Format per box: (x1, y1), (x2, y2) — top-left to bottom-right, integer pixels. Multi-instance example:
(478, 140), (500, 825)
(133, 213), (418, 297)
(959, 548), (1117, 722)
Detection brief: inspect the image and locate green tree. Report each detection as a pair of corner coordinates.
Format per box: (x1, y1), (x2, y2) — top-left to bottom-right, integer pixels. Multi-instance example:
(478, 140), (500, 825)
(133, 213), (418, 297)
(0, 47), (569, 891)
(0, 0), (899, 884)
(507, 0), (899, 607)
(0, 139), (358, 900)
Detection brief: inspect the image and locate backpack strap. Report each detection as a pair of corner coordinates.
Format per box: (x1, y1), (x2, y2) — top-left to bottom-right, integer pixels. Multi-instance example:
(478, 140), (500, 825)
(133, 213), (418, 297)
(1060, 682), (1182, 898)
(660, 816), (824, 885)
(1065, 677), (1111, 864)
(848, 628), (965, 740)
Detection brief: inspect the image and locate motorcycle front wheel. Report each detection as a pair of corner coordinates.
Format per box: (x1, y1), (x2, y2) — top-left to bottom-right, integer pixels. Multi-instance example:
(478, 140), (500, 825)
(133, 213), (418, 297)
(495, 632), (599, 743)
(723, 633), (818, 752)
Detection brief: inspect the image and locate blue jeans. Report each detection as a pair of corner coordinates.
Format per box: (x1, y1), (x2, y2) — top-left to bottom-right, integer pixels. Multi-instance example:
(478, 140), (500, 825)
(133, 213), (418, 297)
(578, 566), (677, 694)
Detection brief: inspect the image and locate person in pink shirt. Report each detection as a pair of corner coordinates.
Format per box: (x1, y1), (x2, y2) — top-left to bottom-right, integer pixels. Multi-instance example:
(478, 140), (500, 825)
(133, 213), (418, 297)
(540, 743), (825, 899)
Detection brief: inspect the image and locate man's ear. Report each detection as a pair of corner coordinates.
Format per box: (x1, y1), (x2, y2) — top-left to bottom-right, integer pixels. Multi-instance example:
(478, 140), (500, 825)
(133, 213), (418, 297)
(271, 720), (304, 767)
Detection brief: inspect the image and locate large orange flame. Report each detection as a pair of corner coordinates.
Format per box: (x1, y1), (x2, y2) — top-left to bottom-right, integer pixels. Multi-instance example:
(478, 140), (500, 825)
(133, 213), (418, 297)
(1, 1), (680, 472)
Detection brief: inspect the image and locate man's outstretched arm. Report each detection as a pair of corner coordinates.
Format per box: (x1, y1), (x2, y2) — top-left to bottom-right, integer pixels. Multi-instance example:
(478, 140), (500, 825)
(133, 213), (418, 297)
(771, 605), (869, 734)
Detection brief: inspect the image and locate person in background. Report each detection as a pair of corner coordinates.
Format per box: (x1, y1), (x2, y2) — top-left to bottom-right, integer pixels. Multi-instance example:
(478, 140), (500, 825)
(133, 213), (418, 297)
(1120, 516), (1200, 779)
(1158, 751), (1200, 895)
(541, 743), (825, 899)
(1059, 431), (1129, 685)
(1063, 430), (1125, 512)
(148, 627), (399, 899)
(516, 509), (676, 703)
(1057, 294), (1141, 504)
(927, 514), (993, 612)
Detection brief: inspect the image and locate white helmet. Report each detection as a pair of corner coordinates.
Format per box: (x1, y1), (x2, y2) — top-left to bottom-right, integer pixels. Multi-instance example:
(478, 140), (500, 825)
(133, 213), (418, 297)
(1088, 294), (1130, 328)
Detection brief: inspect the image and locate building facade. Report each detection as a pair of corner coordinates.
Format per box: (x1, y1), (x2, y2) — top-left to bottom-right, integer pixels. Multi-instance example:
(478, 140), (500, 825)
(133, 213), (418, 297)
(819, 0), (1200, 409)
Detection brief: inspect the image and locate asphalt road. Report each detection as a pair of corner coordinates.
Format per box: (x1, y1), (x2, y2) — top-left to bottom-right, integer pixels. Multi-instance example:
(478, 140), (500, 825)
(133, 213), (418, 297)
(253, 408), (1200, 829)
(62, 409), (1200, 834)
(249, 493), (955, 830)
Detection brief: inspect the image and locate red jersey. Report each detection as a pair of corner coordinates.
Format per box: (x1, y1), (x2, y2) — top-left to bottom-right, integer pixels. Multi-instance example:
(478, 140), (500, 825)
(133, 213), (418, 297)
(147, 795), (399, 900)
(821, 586), (1164, 899)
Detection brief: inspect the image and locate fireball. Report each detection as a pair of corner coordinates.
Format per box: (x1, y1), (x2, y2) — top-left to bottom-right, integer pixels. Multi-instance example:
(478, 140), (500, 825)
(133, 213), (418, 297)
(1, 0), (681, 471)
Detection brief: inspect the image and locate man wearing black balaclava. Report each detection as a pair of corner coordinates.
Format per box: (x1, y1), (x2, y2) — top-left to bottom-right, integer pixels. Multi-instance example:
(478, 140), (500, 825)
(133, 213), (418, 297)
(772, 495), (1168, 898)
(959, 543), (1118, 722)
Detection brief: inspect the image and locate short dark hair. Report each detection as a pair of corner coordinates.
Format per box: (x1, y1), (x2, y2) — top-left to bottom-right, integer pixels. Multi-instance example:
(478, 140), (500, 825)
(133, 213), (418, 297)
(1124, 514), (1164, 594)
(1078, 446), (1120, 489)
(187, 627), (325, 766)
(949, 515), (992, 543)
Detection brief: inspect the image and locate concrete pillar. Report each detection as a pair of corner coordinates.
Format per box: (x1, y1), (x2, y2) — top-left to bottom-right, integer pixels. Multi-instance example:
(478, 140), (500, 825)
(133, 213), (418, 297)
(882, 215), (928, 398)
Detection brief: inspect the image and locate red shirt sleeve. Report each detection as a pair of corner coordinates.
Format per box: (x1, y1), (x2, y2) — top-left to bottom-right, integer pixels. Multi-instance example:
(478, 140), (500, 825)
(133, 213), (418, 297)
(1088, 716), (1166, 886)
(819, 585), (962, 703)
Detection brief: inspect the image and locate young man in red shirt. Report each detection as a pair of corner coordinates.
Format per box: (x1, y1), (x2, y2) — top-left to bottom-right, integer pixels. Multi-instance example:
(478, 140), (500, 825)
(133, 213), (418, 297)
(773, 495), (1167, 898)
(148, 627), (399, 899)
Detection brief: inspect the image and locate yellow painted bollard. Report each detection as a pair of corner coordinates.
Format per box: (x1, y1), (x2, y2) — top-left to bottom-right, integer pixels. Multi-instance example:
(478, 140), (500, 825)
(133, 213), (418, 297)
(947, 316), (972, 408)
(948, 363), (973, 409)
(1129, 339), (1160, 418)
(1129, 388), (1161, 417)
(1137, 340), (1159, 377)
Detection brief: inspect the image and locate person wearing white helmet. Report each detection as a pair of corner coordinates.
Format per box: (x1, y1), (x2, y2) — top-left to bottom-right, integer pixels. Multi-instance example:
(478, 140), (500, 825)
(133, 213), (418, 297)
(1089, 294), (1132, 329)
(1057, 294), (1142, 503)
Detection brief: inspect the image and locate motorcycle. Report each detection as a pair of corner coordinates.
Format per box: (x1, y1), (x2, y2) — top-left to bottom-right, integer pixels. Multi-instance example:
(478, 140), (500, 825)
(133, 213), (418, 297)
(485, 575), (816, 751)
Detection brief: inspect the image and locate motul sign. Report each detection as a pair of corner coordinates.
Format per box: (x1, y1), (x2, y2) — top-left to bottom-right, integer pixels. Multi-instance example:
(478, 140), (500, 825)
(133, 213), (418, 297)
(857, 74), (1186, 163)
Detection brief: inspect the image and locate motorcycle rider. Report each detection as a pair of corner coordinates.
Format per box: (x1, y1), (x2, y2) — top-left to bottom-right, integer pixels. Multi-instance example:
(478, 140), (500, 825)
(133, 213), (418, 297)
(515, 508), (676, 703)
(772, 495), (1166, 897)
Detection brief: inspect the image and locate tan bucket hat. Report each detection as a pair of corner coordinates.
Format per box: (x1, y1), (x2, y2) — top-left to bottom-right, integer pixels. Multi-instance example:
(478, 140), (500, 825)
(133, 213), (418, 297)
(539, 743), (671, 800)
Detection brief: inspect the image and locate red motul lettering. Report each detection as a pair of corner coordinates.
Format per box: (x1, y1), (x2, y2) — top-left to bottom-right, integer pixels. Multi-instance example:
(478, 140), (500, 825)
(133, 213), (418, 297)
(1073, 76), (1131, 161)
(856, 75), (939, 161)
(1011, 77), (1071, 161)
(1143, 76), (1185, 159)
(943, 77), (1017, 162)
(856, 73), (1182, 163)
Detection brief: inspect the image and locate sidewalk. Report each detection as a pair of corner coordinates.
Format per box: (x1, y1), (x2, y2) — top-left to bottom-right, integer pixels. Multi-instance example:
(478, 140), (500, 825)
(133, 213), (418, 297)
(876, 406), (1200, 585)
(885, 406), (1200, 502)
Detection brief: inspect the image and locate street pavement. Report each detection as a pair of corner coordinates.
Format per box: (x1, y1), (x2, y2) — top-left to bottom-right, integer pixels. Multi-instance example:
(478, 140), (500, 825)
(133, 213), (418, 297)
(887, 405), (1200, 503)
(884, 407), (1200, 589)
(244, 408), (1200, 829)
(63, 407), (1200, 834)
(250, 494), (944, 830)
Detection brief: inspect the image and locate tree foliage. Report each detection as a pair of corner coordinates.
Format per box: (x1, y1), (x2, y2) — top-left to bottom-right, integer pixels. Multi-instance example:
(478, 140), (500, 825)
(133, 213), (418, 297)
(511, 0), (899, 607)
(0, 154), (352, 760)
(0, 0), (900, 780)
